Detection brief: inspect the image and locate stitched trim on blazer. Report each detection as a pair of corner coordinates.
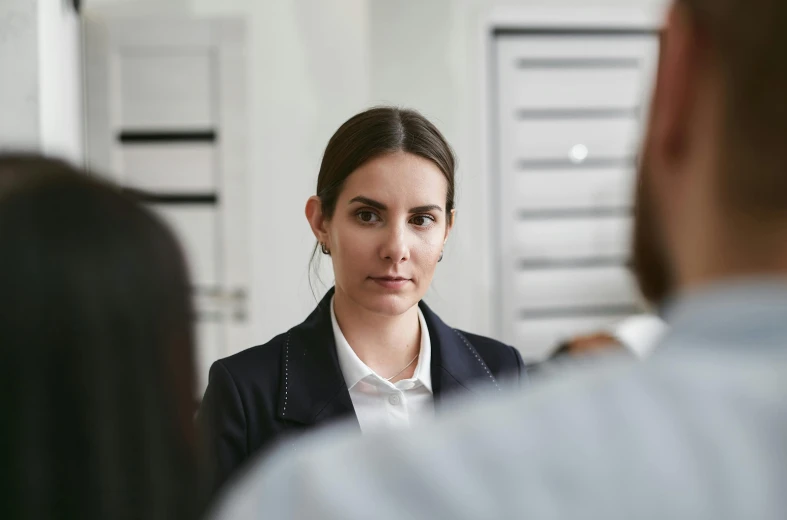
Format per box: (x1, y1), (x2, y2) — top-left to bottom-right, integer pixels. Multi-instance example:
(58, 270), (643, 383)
(283, 332), (291, 415)
(452, 329), (501, 392)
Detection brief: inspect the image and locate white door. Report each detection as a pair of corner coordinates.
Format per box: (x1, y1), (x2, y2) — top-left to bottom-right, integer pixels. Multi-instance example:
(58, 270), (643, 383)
(84, 16), (250, 398)
(493, 28), (659, 361)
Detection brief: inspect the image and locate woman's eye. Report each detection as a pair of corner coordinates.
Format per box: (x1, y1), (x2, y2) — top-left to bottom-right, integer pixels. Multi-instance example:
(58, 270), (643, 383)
(411, 215), (435, 227)
(357, 211), (380, 224)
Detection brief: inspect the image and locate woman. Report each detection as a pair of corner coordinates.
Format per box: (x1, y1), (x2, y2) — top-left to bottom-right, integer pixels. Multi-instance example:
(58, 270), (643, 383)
(0, 155), (204, 519)
(199, 107), (526, 494)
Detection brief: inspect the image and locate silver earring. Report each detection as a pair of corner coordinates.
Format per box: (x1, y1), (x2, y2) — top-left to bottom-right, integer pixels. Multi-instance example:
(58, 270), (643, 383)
(320, 243), (330, 255)
(438, 250), (443, 262)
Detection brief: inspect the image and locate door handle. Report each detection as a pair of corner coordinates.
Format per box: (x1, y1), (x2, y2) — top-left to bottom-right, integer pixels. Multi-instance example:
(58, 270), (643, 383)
(193, 286), (248, 322)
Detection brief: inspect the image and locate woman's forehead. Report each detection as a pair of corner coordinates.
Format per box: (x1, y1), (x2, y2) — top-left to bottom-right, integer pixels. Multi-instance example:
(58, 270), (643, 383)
(340, 152), (448, 204)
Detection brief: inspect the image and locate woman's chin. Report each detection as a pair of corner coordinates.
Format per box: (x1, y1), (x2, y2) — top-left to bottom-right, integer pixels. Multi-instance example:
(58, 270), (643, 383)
(357, 291), (419, 317)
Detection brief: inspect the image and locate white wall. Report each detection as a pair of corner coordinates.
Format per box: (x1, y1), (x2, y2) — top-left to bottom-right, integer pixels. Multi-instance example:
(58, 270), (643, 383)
(38, 0), (84, 165)
(0, 0), (40, 149)
(0, 0), (84, 163)
(84, 0), (668, 346)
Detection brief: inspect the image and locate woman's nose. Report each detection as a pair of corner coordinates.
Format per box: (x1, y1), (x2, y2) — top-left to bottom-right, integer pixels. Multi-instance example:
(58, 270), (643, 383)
(380, 223), (409, 263)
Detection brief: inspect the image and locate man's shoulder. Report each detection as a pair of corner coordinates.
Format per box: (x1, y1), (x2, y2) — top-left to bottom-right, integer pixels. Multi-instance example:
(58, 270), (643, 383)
(212, 351), (787, 519)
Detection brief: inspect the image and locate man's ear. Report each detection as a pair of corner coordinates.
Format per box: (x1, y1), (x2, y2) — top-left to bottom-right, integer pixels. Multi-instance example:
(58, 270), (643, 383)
(650, 2), (705, 172)
(305, 196), (330, 246)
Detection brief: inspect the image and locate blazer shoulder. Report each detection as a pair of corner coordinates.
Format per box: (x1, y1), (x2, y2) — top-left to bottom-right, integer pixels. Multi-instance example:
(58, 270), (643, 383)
(455, 330), (524, 377)
(213, 331), (290, 384)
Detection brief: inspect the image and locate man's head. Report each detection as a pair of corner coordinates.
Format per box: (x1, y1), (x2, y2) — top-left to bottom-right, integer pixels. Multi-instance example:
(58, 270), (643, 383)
(636, 0), (787, 297)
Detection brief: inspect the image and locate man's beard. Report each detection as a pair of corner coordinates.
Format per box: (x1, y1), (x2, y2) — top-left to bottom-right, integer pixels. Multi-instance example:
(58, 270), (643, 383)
(631, 147), (674, 309)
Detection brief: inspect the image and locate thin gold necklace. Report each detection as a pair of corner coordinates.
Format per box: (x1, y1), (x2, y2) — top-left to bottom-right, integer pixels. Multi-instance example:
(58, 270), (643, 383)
(384, 352), (420, 382)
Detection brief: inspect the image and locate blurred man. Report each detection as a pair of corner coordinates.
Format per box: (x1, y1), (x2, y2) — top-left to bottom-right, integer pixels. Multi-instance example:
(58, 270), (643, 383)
(212, 1), (787, 518)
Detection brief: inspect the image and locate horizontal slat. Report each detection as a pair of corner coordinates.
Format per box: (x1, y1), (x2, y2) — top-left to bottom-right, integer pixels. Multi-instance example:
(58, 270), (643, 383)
(512, 167), (635, 210)
(515, 57), (641, 68)
(508, 68), (644, 110)
(516, 157), (634, 171)
(148, 205), (218, 285)
(512, 118), (639, 161)
(517, 207), (631, 219)
(514, 266), (638, 311)
(519, 304), (640, 319)
(118, 51), (214, 129)
(517, 257), (628, 269)
(496, 34), (657, 60)
(496, 29), (659, 38)
(126, 191), (218, 205)
(513, 216), (632, 260)
(516, 108), (639, 119)
(120, 142), (216, 192)
(496, 34), (658, 116)
(119, 131), (216, 143)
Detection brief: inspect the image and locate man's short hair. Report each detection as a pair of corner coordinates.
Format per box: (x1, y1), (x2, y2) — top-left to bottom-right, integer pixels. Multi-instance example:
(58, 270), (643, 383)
(682, 0), (787, 216)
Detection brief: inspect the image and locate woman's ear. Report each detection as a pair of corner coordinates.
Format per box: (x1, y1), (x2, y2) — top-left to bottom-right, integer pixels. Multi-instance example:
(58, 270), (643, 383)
(444, 209), (456, 242)
(305, 196), (330, 245)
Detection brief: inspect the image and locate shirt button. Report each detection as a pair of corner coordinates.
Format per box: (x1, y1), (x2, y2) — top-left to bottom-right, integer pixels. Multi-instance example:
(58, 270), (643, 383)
(388, 394), (401, 405)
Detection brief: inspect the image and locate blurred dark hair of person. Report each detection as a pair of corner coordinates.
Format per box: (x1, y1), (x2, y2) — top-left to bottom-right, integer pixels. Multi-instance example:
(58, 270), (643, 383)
(0, 154), (206, 520)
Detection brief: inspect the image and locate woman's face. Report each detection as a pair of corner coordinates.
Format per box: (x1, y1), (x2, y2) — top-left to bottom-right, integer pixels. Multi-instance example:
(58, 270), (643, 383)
(310, 151), (453, 317)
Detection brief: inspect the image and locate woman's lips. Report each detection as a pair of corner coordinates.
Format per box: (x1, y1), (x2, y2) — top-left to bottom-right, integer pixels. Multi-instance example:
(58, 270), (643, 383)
(370, 276), (411, 290)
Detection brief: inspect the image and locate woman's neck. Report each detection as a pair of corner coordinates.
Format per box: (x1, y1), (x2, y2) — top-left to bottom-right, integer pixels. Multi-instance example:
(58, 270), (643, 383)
(332, 289), (421, 380)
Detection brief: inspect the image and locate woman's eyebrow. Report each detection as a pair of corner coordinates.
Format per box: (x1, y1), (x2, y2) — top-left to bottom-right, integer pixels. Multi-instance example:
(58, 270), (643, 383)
(348, 196), (386, 210)
(348, 197), (443, 213)
(409, 204), (443, 213)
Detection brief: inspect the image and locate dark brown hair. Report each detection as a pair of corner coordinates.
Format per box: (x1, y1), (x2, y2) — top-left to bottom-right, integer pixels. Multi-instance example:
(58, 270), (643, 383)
(680, 0), (787, 216)
(0, 154), (204, 519)
(310, 106), (456, 286)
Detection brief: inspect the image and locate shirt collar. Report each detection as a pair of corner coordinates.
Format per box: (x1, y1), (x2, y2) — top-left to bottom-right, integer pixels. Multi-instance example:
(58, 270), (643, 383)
(659, 277), (787, 354)
(612, 314), (667, 359)
(413, 308), (433, 392)
(330, 296), (433, 393)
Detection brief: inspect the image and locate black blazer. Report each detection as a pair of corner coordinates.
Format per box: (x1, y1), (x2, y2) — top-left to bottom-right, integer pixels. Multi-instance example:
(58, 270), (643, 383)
(198, 288), (526, 494)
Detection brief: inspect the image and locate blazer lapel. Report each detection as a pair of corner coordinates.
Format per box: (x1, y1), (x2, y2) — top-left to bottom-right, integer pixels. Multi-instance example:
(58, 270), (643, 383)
(276, 289), (360, 431)
(275, 292), (498, 424)
(420, 301), (501, 408)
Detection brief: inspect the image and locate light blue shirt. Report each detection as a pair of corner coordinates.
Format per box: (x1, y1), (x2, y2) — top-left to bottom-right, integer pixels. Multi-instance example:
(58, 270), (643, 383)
(212, 279), (787, 520)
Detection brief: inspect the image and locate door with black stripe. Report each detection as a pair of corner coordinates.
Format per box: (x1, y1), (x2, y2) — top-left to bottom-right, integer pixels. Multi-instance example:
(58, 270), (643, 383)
(85, 16), (249, 398)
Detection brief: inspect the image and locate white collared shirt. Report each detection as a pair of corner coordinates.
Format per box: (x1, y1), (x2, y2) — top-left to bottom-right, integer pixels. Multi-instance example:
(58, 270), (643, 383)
(612, 314), (668, 358)
(330, 297), (434, 433)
